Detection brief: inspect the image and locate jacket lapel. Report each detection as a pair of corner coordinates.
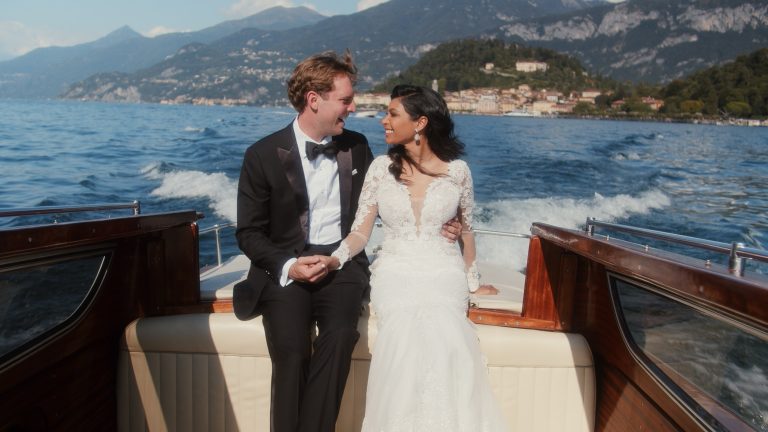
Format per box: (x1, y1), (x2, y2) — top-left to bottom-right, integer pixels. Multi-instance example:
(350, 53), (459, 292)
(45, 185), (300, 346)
(336, 145), (353, 235)
(276, 127), (310, 240)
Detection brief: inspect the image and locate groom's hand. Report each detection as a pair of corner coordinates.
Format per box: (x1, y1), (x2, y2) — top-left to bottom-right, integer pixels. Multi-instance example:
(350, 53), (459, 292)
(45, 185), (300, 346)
(288, 256), (329, 283)
(441, 218), (462, 243)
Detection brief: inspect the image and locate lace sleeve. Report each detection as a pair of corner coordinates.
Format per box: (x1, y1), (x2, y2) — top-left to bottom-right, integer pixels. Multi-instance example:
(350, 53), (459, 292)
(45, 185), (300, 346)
(457, 162), (480, 292)
(331, 157), (386, 265)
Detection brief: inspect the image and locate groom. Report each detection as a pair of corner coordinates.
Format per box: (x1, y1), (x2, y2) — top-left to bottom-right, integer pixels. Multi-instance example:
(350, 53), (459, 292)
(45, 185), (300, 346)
(233, 51), (374, 432)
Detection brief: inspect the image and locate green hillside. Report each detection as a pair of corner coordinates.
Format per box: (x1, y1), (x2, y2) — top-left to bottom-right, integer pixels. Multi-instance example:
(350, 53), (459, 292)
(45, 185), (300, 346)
(660, 48), (768, 118)
(372, 39), (610, 94)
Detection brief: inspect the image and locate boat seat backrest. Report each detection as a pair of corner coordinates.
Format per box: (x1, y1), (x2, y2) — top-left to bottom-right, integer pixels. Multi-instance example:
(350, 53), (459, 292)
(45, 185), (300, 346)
(118, 313), (595, 432)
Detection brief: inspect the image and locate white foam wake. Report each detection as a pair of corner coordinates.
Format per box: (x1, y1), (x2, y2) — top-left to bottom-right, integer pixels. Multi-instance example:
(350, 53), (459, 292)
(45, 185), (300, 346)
(475, 189), (671, 270)
(143, 163), (237, 223)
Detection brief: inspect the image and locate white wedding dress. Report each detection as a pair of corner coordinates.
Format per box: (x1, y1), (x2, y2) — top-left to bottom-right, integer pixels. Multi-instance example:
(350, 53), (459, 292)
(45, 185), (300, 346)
(332, 155), (507, 432)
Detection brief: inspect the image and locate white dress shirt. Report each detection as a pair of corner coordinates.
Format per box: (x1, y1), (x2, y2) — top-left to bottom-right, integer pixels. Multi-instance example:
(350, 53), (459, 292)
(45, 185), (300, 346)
(279, 119), (343, 286)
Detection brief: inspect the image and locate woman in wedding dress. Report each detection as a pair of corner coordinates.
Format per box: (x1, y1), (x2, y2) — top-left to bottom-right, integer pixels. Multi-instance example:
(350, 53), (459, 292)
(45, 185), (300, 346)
(322, 84), (508, 431)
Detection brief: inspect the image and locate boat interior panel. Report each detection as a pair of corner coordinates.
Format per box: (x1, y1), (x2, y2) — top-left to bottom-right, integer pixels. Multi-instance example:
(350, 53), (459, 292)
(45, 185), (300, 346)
(0, 211), (201, 431)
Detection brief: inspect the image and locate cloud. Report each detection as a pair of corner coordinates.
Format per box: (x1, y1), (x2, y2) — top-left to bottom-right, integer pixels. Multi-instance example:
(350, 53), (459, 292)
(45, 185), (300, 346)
(226, 0), (295, 17)
(357, 0), (388, 12)
(145, 26), (186, 37)
(0, 21), (58, 59)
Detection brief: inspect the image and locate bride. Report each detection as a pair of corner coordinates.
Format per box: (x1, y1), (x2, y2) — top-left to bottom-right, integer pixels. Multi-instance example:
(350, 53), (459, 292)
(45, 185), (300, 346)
(321, 84), (507, 431)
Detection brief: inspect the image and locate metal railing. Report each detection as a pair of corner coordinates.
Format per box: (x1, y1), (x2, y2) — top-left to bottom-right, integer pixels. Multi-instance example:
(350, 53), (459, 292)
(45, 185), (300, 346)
(198, 223), (531, 268)
(199, 222), (236, 266)
(0, 201), (141, 220)
(585, 217), (768, 276)
(474, 228), (530, 239)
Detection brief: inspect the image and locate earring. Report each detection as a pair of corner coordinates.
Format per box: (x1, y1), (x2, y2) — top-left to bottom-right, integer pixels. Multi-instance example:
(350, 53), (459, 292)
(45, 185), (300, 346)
(414, 129), (420, 143)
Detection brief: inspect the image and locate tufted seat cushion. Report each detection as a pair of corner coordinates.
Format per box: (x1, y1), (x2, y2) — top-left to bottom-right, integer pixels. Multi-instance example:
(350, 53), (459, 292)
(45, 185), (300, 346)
(118, 312), (594, 431)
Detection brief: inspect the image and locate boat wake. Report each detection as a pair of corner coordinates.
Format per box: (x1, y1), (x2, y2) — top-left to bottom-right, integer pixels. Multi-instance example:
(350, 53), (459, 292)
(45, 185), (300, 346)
(475, 189), (671, 270)
(142, 163), (237, 223)
(142, 161), (670, 272)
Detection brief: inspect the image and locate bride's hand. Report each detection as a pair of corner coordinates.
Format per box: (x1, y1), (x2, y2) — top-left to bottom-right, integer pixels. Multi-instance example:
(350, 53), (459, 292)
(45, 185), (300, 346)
(474, 284), (499, 295)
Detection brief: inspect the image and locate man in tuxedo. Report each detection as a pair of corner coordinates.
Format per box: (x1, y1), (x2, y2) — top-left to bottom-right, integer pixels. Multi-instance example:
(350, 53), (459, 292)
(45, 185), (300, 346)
(234, 51), (373, 432)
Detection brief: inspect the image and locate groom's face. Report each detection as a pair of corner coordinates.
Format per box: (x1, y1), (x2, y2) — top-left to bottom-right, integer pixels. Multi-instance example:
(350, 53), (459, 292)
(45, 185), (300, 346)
(312, 74), (356, 138)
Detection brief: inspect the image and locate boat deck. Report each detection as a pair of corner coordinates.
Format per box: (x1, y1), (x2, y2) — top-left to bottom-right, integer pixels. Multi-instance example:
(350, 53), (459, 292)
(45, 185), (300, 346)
(200, 254), (525, 312)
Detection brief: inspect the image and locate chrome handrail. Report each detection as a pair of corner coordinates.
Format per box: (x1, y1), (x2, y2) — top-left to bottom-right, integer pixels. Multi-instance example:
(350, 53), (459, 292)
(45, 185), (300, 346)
(199, 222), (236, 266)
(585, 217), (768, 276)
(198, 223), (530, 268)
(474, 229), (530, 239)
(0, 201), (141, 218)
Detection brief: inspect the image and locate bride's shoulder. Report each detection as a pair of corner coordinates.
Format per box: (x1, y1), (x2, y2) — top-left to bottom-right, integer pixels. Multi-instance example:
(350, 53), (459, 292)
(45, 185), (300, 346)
(368, 155), (391, 173)
(371, 154), (391, 167)
(449, 159), (472, 178)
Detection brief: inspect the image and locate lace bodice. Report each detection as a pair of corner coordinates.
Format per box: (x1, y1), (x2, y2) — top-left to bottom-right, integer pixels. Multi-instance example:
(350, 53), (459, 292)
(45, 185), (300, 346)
(333, 155), (480, 291)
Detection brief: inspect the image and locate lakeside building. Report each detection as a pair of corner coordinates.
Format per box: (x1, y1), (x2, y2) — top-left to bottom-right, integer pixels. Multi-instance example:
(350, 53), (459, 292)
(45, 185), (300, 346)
(354, 92), (390, 109)
(354, 87), (671, 118)
(611, 97), (665, 111)
(515, 60), (548, 73)
(642, 97), (665, 111)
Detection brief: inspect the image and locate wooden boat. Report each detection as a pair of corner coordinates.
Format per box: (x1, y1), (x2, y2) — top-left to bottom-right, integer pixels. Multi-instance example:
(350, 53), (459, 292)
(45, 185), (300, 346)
(1, 202), (766, 431)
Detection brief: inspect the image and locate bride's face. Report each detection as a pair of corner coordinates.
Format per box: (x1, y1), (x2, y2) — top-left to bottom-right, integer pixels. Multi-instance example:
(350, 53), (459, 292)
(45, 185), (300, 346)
(381, 97), (418, 146)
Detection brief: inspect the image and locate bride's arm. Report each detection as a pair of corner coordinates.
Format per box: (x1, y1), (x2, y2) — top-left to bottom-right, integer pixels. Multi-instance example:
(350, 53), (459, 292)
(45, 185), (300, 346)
(326, 159), (383, 269)
(329, 204), (377, 269)
(458, 162), (480, 292)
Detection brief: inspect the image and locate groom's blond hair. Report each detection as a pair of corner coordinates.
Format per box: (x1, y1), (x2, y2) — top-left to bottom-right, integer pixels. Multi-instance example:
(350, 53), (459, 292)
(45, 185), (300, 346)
(287, 50), (357, 113)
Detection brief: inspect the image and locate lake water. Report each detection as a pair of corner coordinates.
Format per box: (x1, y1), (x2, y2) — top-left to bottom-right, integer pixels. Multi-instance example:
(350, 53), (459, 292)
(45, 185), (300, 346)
(0, 99), (766, 272)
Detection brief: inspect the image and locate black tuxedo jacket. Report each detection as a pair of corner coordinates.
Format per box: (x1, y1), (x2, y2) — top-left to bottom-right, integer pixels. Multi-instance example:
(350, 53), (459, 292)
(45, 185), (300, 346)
(233, 123), (374, 319)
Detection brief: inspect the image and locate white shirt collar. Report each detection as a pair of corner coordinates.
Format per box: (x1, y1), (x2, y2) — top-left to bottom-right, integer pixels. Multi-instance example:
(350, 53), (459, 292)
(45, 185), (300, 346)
(292, 118), (330, 159)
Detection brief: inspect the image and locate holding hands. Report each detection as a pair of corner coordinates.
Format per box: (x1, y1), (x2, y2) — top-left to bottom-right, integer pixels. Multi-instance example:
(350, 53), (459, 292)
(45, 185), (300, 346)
(290, 217), (460, 284)
(288, 255), (341, 283)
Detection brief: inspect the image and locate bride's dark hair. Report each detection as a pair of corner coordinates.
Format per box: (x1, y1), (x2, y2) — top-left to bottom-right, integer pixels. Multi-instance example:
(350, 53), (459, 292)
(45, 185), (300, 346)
(387, 84), (465, 182)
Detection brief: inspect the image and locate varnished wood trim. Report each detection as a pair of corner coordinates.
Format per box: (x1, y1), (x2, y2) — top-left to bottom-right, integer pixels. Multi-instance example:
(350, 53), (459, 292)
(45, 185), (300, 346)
(596, 363), (681, 432)
(468, 308), (559, 330)
(0, 211), (199, 258)
(532, 222), (768, 329)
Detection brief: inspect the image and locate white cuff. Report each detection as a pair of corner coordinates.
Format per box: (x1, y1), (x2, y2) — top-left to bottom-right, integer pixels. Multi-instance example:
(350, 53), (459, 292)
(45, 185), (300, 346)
(280, 258), (297, 287)
(331, 241), (350, 270)
(466, 261), (480, 293)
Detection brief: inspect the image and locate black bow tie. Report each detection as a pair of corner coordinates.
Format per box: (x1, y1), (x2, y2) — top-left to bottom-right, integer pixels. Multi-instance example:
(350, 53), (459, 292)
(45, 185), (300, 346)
(305, 141), (338, 161)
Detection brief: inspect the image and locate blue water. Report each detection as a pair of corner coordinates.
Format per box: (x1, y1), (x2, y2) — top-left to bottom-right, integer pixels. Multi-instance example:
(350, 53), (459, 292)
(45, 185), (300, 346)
(1, 99), (766, 272)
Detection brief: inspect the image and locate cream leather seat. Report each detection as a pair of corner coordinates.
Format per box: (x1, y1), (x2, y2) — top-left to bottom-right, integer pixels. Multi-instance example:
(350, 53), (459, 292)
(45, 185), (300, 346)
(118, 312), (594, 431)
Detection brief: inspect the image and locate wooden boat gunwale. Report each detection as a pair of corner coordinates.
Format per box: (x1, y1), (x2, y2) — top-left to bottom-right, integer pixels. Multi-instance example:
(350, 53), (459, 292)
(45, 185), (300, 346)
(529, 221), (768, 432)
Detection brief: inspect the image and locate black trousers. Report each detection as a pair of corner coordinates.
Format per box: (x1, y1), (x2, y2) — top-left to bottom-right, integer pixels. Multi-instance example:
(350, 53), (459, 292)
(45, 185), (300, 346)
(260, 245), (368, 432)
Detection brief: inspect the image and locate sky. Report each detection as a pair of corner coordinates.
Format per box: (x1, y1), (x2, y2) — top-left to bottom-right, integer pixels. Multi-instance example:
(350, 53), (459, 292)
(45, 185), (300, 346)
(0, 0), (386, 61)
(0, 0), (624, 61)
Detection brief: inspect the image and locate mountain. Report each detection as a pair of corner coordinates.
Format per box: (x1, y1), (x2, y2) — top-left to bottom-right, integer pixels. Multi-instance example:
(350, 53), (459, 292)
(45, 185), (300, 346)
(189, 6), (326, 40)
(0, 6), (327, 99)
(61, 0), (768, 106)
(61, 0), (605, 105)
(490, 0), (768, 82)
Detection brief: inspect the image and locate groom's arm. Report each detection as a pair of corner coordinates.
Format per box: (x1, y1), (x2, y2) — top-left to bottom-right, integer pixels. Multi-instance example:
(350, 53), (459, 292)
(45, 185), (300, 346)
(236, 145), (294, 279)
